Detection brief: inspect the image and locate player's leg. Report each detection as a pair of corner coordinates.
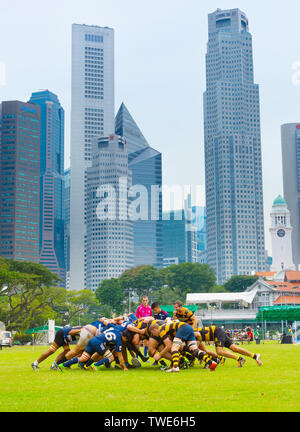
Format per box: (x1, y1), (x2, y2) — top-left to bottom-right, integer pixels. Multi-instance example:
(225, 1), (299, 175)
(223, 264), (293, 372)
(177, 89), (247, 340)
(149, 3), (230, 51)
(31, 341), (60, 370)
(166, 338), (183, 372)
(187, 341), (218, 371)
(93, 350), (114, 371)
(229, 343), (262, 366)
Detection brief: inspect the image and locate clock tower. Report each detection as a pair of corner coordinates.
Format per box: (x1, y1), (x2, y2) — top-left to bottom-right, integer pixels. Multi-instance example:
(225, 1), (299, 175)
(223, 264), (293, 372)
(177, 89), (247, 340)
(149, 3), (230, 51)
(270, 195), (295, 272)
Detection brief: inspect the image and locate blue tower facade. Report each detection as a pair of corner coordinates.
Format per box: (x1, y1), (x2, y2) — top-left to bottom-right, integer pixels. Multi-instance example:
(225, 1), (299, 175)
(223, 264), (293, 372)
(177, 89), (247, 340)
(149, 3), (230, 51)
(29, 90), (65, 285)
(115, 103), (163, 268)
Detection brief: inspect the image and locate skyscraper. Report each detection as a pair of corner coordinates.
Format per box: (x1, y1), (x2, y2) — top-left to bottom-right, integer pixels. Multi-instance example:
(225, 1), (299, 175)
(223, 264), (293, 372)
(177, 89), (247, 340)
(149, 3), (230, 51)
(64, 168), (70, 289)
(85, 134), (134, 291)
(281, 123), (300, 269)
(115, 103), (163, 268)
(29, 90), (65, 285)
(0, 101), (41, 262)
(70, 24), (115, 290)
(204, 9), (265, 284)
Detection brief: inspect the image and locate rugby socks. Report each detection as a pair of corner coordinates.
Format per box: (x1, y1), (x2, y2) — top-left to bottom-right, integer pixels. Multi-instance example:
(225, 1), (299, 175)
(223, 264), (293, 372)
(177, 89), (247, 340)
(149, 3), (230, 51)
(196, 351), (214, 366)
(171, 351), (180, 369)
(85, 358), (94, 367)
(144, 346), (148, 357)
(63, 357), (78, 368)
(252, 354), (257, 360)
(56, 355), (67, 365)
(94, 357), (110, 367)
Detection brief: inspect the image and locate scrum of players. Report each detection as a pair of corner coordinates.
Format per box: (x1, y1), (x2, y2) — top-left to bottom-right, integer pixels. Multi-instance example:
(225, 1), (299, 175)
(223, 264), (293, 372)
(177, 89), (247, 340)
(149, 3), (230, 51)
(31, 300), (262, 373)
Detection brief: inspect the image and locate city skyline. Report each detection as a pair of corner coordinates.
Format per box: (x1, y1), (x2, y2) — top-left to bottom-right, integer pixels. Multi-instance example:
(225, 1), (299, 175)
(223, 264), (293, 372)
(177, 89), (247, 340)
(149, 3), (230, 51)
(1, 0), (300, 257)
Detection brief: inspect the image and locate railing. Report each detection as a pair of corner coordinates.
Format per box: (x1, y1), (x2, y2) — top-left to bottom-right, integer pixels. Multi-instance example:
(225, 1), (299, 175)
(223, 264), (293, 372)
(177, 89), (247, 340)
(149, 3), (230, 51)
(195, 308), (259, 321)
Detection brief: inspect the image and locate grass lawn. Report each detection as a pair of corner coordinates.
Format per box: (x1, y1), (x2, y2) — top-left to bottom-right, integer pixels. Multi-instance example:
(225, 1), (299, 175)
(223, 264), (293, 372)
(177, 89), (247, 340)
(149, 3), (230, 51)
(0, 342), (299, 412)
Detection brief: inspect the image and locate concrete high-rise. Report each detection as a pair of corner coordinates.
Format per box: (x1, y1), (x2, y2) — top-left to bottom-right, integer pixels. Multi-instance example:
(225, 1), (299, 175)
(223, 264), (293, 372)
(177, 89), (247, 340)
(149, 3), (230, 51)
(85, 134), (134, 291)
(0, 101), (41, 262)
(115, 103), (163, 268)
(64, 168), (70, 289)
(281, 123), (300, 269)
(70, 24), (115, 290)
(29, 90), (65, 285)
(204, 9), (265, 284)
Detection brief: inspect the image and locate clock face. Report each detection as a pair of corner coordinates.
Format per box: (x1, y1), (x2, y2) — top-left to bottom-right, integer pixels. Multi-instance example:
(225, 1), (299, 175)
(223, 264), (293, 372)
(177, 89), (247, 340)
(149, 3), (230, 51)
(277, 229), (286, 238)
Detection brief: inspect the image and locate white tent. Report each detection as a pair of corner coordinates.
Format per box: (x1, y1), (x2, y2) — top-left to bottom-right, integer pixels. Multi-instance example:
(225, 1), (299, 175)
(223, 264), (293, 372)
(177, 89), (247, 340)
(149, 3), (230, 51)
(186, 290), (257, 307)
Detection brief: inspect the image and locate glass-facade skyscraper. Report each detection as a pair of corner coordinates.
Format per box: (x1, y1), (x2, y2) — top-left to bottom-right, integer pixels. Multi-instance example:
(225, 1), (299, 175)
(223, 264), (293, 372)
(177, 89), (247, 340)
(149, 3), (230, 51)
(0, 101), (41, 262)
(64, 168), (70, 289)
(29, 90), (65, 285)
(70, 24), (115, 290)
(115, 103), (163, 268)
(204, 9), (265, 284)
(281, 123), (300, 269)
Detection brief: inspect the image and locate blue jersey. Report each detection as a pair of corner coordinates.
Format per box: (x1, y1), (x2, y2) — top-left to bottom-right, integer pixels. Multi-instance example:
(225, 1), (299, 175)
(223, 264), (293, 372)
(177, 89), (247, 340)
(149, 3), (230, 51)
(99, 327), (123, 352)
(62, 326), (82, 343)
(89, 320), (110, 335)
(153, 310), (170, 321)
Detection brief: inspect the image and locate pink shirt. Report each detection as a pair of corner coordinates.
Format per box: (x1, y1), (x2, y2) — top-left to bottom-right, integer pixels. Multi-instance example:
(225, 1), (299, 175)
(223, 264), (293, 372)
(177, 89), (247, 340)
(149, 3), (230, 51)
(135, 304), (153, 318)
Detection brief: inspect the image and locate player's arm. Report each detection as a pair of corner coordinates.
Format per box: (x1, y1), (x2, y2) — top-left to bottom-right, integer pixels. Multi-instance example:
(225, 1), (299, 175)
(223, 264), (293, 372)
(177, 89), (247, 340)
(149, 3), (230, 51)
(154, 336), (172, 361)
(69, 328), (82, 336)
(191, 314), (198, 329)
(126, 324), (146, 335)
(115, 348), (128, 370)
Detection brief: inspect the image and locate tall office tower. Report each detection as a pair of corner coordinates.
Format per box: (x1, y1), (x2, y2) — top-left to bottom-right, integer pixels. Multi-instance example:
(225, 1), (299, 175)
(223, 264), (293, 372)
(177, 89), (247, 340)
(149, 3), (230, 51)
(162, 200), (198, 268)
(115, 103), (163, 268)
(203, 9), (265, 284)
(0, 101), (41, 262)
(64, 168), (70, 289)
(281, 123), (300, 269)
(29, 90), (65, 285)
(192, 206), (207, 263)
(70, 24), (115, 290)
(85, 134), (134, 292)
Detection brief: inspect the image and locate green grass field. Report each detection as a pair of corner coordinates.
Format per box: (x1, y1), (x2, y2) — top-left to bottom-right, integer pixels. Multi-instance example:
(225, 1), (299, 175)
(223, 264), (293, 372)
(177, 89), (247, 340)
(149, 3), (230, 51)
(0, 342), (299, 412)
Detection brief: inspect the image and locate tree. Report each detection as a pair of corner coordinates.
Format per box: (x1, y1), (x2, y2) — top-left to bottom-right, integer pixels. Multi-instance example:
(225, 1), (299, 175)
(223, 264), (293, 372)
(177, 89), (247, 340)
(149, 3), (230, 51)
(223, 275), (258, 292)
(95, 278), (125, 316)
(162, 262), (216, 301)
(119, 265), (162, 300)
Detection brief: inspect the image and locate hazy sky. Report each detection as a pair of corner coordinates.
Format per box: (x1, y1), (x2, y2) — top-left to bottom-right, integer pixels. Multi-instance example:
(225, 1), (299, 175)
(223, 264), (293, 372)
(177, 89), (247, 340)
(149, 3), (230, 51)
(1, 0), (300, 254)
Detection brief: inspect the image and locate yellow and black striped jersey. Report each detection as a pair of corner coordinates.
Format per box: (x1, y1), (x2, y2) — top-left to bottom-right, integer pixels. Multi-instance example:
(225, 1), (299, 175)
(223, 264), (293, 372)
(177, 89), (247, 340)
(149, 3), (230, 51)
(132, 319), (163, 339)
(195, 326), (217, 342)
(156, 321), (188, 341)
(173, 307), (194, 325)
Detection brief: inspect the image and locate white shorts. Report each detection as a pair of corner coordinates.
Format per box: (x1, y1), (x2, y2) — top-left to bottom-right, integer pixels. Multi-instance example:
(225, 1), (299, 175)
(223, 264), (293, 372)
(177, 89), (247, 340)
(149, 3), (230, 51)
(77, 326), (95, 349)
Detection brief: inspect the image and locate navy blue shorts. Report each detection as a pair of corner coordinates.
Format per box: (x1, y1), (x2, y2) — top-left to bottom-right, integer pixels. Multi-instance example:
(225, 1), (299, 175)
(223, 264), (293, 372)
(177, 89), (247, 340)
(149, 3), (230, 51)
(175, 325), (196, 342)
(85, 336), (107, 356)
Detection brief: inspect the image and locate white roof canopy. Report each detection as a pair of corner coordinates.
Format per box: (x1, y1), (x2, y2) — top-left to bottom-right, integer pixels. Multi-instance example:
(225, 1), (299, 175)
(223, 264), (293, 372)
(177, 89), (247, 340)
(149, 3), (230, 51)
(186, 291), (257, 307)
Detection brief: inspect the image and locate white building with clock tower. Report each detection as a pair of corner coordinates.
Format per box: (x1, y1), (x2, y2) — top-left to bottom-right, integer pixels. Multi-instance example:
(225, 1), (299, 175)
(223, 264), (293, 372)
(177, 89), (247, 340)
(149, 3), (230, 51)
(270, 195), (295, 272)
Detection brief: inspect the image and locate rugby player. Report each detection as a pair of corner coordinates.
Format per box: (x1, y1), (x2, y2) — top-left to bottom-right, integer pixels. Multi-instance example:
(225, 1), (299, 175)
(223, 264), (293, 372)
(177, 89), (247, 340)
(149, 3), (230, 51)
(151, 303), (171, 321)
(31, 325), (82, 371)
(172, 300), (198, 329)
(150, 321), (218, 372)
(59, 320), (146, 371)
(50, 317), (111, 369)
(195, 325), (262, 367)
